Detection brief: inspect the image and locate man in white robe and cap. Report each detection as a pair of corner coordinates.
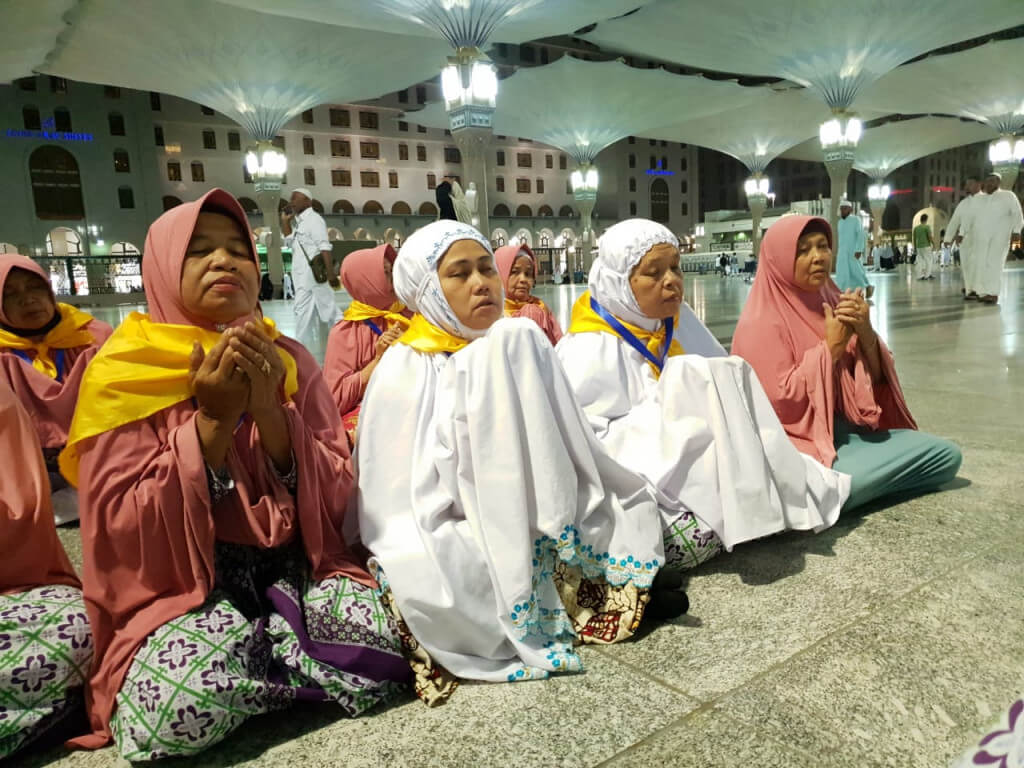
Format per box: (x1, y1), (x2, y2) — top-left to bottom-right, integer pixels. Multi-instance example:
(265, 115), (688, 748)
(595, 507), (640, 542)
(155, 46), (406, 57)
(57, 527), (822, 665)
(835, 200), (873, 297)
(945, 175), (984, 299)
(970, 173), (1024, 304)
(281, 187), (341, 345)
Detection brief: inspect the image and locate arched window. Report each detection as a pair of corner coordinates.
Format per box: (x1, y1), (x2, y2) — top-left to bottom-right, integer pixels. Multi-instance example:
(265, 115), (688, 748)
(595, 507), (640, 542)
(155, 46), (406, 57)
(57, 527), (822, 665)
(30, 146), (84, 220)
(650, 178), (669, 223)
(333, 199), (355, 214)
(363, 200), (384, 214)
(22, 106), (41, 130)
(515, 204), (532, 217)
(236, 196), (259, 214)
(46, 227), (83, 257)
(113, 149), (130, 173)
(118, 186), (135, 209)
(311, 199), (325, 214)
(108, 112), (126, 136)
(162, 195), (183, 211)
(538, 204), (553, 217)
(191, 161), (205, 182)
(558, 205), (574, 217)
(391, 201), (412, 215)
(493, 203), (511, 217)
(110, 242), (141, 257)
(418, 201), (438, 216)
(53, 108), (71, 132)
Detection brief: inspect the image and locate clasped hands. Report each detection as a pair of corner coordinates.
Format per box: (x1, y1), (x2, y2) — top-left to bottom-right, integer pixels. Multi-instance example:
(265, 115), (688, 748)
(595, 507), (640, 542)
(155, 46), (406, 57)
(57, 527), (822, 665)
(188, 321), (286, 427)
(824, 288), (874, 360)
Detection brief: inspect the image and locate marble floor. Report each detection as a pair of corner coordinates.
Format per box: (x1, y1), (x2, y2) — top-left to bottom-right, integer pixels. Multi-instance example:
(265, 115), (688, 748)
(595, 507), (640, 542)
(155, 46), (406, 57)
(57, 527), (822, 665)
(26, 263), (1024, 768)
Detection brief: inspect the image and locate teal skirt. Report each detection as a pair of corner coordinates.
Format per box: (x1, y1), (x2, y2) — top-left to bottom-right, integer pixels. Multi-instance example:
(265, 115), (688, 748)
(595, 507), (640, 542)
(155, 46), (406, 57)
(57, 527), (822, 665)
(832, 419), (962, 511)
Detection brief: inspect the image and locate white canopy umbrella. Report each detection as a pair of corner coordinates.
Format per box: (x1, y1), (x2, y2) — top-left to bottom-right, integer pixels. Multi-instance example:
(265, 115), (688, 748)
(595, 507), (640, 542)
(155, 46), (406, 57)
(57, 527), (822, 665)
(0, 0), (75, 82)
(213, 0), (655, 45)
(858, 37), (1024, 135)
(582, 0), (1024, 110)
(27, 0), (451, 140)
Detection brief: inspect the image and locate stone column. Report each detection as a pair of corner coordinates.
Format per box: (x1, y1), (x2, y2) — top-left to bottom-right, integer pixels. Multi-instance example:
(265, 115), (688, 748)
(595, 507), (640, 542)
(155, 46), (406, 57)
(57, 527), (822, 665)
(576, 198), (596, 272)
(747, 195), (767, 260)
(452, 126), (491, 238)
(869, 200), (885, 247)
(257, 188), (284, 294)
(825, 153), (855, 271)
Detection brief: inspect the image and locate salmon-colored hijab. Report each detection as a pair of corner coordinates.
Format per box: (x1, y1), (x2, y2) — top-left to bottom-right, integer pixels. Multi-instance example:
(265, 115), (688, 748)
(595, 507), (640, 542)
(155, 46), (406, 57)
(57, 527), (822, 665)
(340, 244), (398, 309)
(0, 254), (55, 327)
(732, 215), (915, 466)
(494, 244), (539, 301)
(0, 379), (79, 595)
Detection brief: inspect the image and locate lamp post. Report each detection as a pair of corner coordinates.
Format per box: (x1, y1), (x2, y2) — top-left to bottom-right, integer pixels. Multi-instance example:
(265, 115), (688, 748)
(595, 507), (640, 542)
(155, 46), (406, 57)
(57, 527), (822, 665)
(743, 173), (771, 260)
(442, 47), (496, 238)
(867, 182), (891, 251)
(819, 112), (862, 270)
(571, 163), (599, 274)
(245, 141), (288, 294)
(988, 135), (1024, 190)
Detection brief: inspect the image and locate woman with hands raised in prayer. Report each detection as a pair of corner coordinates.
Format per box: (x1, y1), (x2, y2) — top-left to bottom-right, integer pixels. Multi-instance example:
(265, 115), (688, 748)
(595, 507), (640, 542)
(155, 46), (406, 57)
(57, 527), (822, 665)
(732, 215), (961, 511)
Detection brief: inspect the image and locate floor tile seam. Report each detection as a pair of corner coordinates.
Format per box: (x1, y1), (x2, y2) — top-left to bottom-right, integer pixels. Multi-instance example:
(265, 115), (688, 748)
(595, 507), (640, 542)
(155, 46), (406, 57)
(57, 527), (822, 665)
(589, 645), (703, 703)
(588, 702), (822, 767)
(704, 544), (1000, 714)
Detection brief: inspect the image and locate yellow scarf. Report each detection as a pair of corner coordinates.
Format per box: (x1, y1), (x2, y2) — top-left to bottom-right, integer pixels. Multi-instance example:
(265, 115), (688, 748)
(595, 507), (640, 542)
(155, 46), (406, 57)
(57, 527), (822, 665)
(396, 313), (469, 355)
(342, 300), (412, 330)
(0, 303), (97, 379)
(59, 312), (299, 486)
(503, 296), (549, 315)
(568, 291), (684, 378)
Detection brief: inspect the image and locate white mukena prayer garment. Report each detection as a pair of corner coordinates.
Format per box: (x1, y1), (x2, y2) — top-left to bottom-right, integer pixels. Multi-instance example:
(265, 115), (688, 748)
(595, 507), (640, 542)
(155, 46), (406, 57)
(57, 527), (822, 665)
(355, 220), (664, 690)
(556, 219), (851, 570)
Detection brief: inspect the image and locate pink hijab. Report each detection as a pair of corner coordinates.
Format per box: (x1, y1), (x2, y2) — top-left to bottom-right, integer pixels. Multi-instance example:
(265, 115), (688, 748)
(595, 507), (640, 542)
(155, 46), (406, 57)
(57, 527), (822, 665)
(732, 215), (915, 467)
(0, 379), (79, 596)
(73, 189), (369, 748)
(339, 244), (398, 309)
(494, 243), (563, 345)
(0, 254), (111, 448)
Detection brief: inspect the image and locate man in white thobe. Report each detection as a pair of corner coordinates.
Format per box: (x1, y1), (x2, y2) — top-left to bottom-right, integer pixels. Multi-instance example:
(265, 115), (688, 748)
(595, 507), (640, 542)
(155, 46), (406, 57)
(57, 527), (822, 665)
(835, 200), (873, 297)
(970, 173), (1024, 304)
(945, 176), (983, 299)
(281, 187), (340, 345)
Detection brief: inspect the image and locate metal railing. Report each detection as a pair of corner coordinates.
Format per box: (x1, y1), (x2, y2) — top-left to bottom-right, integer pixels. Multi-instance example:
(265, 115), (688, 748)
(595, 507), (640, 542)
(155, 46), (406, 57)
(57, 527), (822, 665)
(35, 255), (144, 296)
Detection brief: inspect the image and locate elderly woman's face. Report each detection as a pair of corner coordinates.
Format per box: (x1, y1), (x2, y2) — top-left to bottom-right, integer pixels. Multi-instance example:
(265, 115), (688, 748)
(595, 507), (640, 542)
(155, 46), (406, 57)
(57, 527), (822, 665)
(507, 254), (535, 302)
(2, 268), (57, 331)
(437, 239), (503, 330)
(629, 243), (684, 319)
(793, 230), (832, 292)
(180, 212), (260, 324)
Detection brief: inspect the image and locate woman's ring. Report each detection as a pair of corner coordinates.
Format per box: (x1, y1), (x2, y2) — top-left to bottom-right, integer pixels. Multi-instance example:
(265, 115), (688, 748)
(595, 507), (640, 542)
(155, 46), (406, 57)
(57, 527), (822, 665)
(261, 360), (272, 375)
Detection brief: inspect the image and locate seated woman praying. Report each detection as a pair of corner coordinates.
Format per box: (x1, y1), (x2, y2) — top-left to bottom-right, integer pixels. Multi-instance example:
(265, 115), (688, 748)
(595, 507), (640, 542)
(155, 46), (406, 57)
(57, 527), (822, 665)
(356, 220), (671, 703)
(494, 243), (563, 345)
(556, 219), (851, 571)
(0, 380), (93, 760)
(0, 254), (112, 524)
(59, 189), (408, 760)
(731, 215), (961, 511)
(322, 244), (410, 435)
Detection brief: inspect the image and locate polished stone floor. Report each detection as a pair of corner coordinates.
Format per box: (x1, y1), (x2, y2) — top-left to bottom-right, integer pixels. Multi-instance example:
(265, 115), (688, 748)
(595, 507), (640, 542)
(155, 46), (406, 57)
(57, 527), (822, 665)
(29, 263), (1024, 768)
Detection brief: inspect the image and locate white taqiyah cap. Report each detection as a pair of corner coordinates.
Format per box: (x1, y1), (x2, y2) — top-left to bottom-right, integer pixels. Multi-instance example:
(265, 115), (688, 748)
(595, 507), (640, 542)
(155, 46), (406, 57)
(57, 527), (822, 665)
(839, 198), (853, 208)
(291, 187), (313, 201)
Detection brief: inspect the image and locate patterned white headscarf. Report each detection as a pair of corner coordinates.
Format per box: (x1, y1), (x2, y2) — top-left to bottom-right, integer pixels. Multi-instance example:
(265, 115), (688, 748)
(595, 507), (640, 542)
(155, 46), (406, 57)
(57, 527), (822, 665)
(589, 219), (680, 331)
(394, 220), (500, 340)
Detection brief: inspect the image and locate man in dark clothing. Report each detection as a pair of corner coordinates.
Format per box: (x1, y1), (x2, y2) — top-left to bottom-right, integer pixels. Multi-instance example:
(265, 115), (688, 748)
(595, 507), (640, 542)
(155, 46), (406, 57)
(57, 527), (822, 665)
(435, 176), (457, 220)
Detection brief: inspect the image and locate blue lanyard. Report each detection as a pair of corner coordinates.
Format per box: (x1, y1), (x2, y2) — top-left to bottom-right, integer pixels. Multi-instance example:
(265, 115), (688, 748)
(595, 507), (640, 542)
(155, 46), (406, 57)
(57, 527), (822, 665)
(13, 348), (66, 382)
(589, 295), (674, 374)
(363, 319), (384, 336)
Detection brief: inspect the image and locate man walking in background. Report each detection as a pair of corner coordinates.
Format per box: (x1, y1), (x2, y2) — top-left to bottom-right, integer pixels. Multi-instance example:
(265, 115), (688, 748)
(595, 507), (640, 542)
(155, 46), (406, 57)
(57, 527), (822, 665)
(970, 173), (1024, 305)
(281, 187), (341, 345)
(945, 175), (983, 299)
(914, 214), (936, 280)
(835, 199), (873, 297)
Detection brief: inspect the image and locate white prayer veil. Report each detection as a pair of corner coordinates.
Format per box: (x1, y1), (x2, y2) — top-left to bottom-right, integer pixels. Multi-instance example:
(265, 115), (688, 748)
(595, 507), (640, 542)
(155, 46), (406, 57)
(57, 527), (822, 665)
(589, 219), (680, 331)
(394, 219), (500, 340)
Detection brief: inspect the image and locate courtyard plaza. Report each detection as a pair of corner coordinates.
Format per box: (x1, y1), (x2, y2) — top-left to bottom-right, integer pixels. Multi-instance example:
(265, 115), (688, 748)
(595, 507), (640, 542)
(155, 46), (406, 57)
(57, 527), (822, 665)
(23, 263), (1024, 768)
